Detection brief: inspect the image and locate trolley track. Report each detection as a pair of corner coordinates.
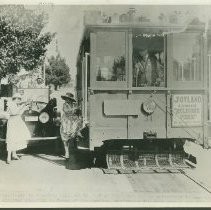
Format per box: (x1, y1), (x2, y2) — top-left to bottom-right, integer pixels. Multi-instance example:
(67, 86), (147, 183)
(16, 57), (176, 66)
(180, 169), (211, 194)
(102, 168), (211, 196)
(0, 154), (211, 202)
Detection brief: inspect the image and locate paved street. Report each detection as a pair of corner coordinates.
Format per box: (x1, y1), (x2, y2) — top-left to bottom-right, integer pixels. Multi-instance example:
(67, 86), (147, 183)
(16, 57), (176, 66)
(1, 3), (211, 208)
(0, 150), (211, 206)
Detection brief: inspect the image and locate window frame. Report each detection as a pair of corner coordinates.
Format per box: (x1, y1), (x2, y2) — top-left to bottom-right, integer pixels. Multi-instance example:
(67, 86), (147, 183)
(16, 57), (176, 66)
(131, 29), (167, 89)
(90, 29), (128, 89)
(167, 32), (204, 89)
(89, 26), (204, 91)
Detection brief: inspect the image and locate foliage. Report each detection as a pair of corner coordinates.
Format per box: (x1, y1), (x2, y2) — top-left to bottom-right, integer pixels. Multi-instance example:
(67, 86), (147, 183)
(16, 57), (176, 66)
(112, 56), (126, 81)
(45, 54), (71, 89)
(0, 5), (54, 80)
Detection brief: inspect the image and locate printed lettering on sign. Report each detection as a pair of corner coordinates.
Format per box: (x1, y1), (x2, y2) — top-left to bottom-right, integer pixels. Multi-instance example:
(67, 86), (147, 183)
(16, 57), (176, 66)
(172, 94), (203, 127)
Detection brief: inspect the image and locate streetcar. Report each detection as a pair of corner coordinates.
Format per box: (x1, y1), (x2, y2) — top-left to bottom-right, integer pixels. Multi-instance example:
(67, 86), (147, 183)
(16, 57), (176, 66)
(76, 12), (211, 171)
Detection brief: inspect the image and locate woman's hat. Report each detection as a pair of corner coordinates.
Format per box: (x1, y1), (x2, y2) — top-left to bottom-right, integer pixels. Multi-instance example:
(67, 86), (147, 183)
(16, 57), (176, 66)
(12, 93), (22, 100)
(61, 92), (76, 102)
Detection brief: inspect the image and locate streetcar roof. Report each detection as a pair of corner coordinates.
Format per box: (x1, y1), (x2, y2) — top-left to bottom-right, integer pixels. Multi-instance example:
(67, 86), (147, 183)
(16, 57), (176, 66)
(76, 19), (207, 64)
(83, 22), (205, 32)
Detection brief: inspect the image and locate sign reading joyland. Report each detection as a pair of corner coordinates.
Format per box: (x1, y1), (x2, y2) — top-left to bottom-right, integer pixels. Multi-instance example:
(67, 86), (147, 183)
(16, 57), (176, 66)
(172, 94), (203, 127)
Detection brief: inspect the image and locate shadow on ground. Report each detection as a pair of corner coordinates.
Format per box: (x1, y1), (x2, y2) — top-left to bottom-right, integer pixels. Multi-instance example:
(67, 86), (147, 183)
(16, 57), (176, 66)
(30, 154), (66, 167)
(0, 140), (94, 170)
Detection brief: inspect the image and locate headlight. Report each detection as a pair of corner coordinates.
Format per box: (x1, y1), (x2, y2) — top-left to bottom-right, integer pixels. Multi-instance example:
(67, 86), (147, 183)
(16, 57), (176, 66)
(39, 112), (49, 123)
(142, 99), (156, 115)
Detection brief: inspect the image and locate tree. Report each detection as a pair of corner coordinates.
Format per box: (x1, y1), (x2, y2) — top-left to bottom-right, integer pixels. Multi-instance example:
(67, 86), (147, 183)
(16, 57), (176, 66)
(45, 54), (71, 90)
(112, 56), (126, 81)
(0, 5), (54, 81)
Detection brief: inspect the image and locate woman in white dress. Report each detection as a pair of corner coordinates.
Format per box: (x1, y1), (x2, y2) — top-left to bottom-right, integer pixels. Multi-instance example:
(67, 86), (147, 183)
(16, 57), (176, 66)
(6, 93), (31, 164)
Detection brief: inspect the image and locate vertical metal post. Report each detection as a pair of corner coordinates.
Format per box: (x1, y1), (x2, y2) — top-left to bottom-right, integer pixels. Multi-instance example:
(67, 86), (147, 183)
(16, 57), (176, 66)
(127, 30), (133, 140)
(82, 57), (85, 121)
(90, 32), (96, 88)
(193, 58), (196, 81)
(181, 63), (184, 81)
(208, 54), (211, 121)
(84, 53), (89, 125)
(203, 30), (208, 148)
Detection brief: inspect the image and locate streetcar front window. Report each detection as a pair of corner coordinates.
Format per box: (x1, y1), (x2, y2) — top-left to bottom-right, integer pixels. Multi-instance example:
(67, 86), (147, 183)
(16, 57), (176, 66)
(95, 32), (126, 82)
(172, 33), (201, 81)
(132, 32), (165, 87)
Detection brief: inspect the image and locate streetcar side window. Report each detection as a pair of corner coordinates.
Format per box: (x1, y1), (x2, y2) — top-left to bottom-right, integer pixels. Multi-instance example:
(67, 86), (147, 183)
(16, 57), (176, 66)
(95, 32), (126, 82)
(172, 33), (201, 81)
(132, 32), (165, 87)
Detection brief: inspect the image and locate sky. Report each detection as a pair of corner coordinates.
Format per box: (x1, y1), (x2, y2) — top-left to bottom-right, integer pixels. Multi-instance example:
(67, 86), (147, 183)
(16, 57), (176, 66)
(27, 4), (211, 79)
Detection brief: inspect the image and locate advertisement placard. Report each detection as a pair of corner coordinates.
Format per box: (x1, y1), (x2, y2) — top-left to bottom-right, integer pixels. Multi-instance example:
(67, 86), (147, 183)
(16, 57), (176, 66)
(172, 94), (203, 127)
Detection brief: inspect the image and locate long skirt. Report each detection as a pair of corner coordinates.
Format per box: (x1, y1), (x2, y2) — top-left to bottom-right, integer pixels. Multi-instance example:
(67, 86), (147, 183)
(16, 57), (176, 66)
(6, 115), (31, 151)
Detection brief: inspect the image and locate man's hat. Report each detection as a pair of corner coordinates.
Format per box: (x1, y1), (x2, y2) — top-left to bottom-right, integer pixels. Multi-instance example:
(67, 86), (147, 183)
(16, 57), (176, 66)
(61, 92), (76, 102)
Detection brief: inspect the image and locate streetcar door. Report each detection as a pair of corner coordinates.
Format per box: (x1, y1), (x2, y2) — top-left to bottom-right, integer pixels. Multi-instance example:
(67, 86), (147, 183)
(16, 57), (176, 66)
(81, 53), (90, 126)
(166, 32), (205, 143)
(127, 30), (167, 139)
(89, 31), (128, 149)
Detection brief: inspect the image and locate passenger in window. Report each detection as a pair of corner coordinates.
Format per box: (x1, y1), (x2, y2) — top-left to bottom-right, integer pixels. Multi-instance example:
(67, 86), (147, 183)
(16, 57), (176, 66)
(133, 50), (148, 87)
(133, 49), (154, 86)
(133, 50), (164, 87)
(148, 51), (158, 86)
(155, 51), (165, 86)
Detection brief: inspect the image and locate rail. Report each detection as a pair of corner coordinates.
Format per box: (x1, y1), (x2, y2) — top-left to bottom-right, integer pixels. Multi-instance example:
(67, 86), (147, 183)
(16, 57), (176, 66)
(0, 136), (60, 142)
(180, 169), (211, 194)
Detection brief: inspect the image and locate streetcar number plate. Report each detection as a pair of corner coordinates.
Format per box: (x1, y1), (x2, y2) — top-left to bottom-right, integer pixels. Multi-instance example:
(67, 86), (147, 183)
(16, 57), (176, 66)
(25, 116), (38, 121)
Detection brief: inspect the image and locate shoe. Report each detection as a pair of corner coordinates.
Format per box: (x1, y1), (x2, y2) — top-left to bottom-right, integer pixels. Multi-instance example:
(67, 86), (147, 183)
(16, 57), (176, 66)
(6, 160), (11, 164)
(12, 156), (20, 160)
